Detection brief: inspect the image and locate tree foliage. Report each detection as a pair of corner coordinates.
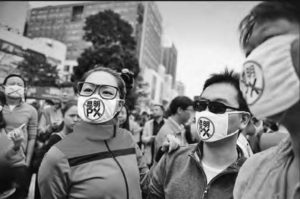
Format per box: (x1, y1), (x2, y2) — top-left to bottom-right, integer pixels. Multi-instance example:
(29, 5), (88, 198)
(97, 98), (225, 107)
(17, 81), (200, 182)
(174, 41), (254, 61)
(17, 52), (59, 87)
(72, 9), (140, 82)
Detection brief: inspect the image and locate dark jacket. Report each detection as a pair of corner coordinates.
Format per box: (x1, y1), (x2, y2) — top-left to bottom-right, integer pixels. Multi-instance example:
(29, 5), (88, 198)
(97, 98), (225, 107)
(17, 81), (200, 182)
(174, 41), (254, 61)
(148, 142), (246, 199)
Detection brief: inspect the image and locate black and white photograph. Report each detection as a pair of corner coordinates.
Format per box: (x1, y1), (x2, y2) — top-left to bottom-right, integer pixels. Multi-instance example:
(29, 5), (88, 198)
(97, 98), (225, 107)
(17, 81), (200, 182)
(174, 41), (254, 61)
(0, 1), (299, 199)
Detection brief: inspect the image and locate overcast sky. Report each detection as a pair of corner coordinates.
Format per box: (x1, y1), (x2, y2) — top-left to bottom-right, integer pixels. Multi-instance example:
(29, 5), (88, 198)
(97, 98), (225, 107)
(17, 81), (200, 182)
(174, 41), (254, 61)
(29, 1), (260, 98)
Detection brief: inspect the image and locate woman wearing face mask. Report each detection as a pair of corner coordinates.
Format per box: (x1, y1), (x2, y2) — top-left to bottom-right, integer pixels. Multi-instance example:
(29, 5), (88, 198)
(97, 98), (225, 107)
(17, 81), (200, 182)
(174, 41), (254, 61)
(38, 67), (149, 199)
(0, 91), (25, 198)
(2, 74), (38, 199)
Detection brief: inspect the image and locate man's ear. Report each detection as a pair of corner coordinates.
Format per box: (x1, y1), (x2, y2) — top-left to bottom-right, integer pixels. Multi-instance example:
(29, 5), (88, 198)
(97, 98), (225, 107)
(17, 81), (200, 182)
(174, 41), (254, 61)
(240, 112), (251, 129)
(177, 107), (183, 115)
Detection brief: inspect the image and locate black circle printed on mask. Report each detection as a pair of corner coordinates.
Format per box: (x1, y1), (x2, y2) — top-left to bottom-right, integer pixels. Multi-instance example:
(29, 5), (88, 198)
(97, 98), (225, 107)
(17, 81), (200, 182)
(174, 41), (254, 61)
(83, 98), (105, 121)
(197, 117), (215, 140)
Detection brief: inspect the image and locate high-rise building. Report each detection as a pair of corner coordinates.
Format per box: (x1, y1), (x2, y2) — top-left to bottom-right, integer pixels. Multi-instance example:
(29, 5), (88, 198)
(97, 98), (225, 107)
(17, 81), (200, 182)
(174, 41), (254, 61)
(162, 43), (177, 87)
(176, 81), (186, 96)
(0, 2), (29, 35)
(26, 1), (163, 73)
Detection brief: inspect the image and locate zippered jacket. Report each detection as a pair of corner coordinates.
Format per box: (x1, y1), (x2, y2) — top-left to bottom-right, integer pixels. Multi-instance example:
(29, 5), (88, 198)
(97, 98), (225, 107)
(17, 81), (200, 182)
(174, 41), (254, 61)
(38, 120), (149, 199)
(148, 142), (246, 199)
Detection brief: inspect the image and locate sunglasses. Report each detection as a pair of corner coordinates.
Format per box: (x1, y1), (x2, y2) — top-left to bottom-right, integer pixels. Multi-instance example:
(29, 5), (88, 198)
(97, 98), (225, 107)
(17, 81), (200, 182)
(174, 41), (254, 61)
(77, 82), (119, 99)
(194, 100), (241, 114)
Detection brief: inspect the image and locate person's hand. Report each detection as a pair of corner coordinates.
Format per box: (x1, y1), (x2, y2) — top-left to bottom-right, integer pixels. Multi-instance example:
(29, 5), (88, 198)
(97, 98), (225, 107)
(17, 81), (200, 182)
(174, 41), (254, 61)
(162, 134), (181, 153)
(8, 124), (25, 151)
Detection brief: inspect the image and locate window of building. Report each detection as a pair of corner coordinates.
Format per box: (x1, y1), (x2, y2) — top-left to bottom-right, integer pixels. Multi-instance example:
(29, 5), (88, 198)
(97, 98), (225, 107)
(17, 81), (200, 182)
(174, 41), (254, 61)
(71, 5), (84, 22)
(64, 65), (70, 72)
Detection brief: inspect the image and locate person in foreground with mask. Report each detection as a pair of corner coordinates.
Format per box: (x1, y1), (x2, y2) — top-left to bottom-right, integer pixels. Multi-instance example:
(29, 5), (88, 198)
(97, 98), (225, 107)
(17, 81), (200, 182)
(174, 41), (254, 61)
(38, 67), (149, 199)
(147, 70), (251, 199)
(233, 2), (300, 199)
(2, 74), (38, 199)
(0, 91), (25, 198)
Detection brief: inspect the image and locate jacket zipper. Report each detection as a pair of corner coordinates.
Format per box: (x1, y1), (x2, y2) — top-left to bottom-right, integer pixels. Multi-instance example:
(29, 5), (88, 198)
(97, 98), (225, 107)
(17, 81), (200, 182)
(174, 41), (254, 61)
(104, 140), (129, 199)
(190, 154), (238, 199)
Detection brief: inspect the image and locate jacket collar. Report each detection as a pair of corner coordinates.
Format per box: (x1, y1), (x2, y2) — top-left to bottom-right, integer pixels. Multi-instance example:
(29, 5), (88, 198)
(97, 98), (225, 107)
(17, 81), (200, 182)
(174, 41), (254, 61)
(189, 141), (246, 171)
(73, 119), (118, 141)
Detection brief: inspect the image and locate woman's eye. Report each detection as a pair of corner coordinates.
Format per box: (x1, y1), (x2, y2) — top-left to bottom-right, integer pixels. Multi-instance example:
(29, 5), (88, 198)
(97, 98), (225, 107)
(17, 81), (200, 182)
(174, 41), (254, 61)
(83, 88), (93, 92)
(102, 91), (113, 95)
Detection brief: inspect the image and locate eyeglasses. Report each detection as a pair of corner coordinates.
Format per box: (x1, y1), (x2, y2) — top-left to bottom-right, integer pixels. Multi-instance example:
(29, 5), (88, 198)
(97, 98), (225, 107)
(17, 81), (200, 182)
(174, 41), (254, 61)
(193, 100), (241, 114)
(77, 82), (119, 99)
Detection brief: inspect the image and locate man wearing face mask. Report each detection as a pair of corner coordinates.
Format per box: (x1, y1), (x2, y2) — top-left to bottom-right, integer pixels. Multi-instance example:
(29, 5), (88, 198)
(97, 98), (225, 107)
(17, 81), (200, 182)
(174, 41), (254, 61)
(148, 70), (251, 199)
(1, 74), (38, 199)
(234, 2), (300, 199)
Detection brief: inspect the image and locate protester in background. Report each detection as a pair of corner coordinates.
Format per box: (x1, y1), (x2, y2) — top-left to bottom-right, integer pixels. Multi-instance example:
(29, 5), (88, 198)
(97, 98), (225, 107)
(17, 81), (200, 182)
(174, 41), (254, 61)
(154, 96), (193, 164)
(139, 111), (150, 127)
(234, 2), (300, 199)
(38, 66), (149, 199)
(148, 70), (251, 199)
(33, 100), (79, 199)
(243, 116), (288, 154)
(38, 98), (63, 142)
(118, 104), (142, 145)
(0, 91), (25, 199)
(142, 104), (166, 167)
(2, 74), (38, 199)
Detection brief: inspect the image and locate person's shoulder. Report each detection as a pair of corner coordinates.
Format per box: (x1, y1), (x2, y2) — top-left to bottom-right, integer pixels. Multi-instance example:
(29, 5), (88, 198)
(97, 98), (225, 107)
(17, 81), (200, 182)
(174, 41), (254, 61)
(238, 144), (279, 178)
(44, 145), (67, 164)
(117, 127), (136, 145)
(164, 144), (196, 163)
(22, 102), (38, 113)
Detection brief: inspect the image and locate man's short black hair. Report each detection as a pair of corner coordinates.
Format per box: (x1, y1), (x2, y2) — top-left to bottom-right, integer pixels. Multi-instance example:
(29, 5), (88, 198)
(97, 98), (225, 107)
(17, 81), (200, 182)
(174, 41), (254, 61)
(3, 74), (26, 87)
(203, 69), (250, 112)
(168, 96), (193, 116)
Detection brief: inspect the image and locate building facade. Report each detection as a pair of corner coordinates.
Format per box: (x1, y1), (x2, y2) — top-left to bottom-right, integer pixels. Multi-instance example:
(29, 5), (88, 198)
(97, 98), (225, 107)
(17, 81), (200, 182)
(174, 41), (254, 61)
(0, 28), (66, 84)
(175, 81), (186, 96)
(26, 2), (163, 73)
(163, 43), (178, 87)
(0, 2), (29, 35)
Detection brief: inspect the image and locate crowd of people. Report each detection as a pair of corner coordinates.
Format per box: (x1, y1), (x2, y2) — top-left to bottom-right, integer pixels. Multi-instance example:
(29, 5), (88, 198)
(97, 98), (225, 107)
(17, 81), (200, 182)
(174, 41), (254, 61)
(0, 1), (299, 199)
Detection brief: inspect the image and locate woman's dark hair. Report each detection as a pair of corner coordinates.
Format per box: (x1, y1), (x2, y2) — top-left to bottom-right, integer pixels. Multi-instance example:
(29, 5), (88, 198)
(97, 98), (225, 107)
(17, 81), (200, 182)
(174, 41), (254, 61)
(61, 100), (77, 116)
(203, 68), (250, 112)
(119, 104), (130, 131)
(0, 91), (6, 129)
(3, 74), (26, 87)
(80, 66), (127, 99)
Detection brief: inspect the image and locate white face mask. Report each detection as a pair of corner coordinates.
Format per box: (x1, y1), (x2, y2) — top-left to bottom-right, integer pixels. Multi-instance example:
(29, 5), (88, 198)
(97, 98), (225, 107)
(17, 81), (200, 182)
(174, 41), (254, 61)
(240, 34), (300, 120)
(5, 85), (25, 99)
(195, 111), (246, 142)
(77, 94), (121, 124)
